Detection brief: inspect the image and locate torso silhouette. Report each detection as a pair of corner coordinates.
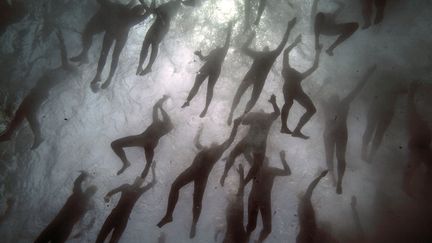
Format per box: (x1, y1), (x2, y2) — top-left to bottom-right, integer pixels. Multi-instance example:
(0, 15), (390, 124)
(192, 145), (224, 174)
(112, 185), (143, 215)
(201, 48), (227, 73)
(282, 67), (303, 91)
(247, 51), (278, 80)
(51, 191), (92, 227)
(323, 101), (349, 133)
(244, 112), (276, 148)
(154, 1), (181, 29)
(250, 166), (277, 201)
(142, 120), (172, 141)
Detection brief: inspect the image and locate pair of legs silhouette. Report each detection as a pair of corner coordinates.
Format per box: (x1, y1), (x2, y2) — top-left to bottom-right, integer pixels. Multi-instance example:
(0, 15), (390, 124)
(136, 20), (169, 76)
(95, 211), (128, 243)
(183, 68), (221, 117)
(362, 0), (386, 29)
(324, 128), (347, 194)
(111, 135), (157, 178)
(314, 12), (358, 56)
(0, 95), (43, 149)
(247, 198), (272, 243)
(281, 84), (316, 139)
(361, 109), (393, 162)
(71, 12), (128, 91)
(157, 168), (208, 238)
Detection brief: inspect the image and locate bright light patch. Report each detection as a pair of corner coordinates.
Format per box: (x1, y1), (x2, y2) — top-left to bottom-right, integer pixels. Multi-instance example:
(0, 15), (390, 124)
(213, 0), (238, 23)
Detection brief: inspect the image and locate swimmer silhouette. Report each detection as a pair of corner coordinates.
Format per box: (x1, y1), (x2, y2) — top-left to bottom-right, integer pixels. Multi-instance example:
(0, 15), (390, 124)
(221, 94), (280, 187)
(280, 35), (322, 139)
(313, 0), (359, 56)
(296, 170), (340, 243)
(244, 0), (252, 32)
(182, 22), (233, 117)
(227, 17), (296, 125)
(95, 164), (156, 243)
(222, 164), (249, 243)
(34, 171), (97, 243)
(0, 197), (14, 225)
(322, 66), (376, 194)
(246, 151), (291, 243)
(254, 0), (267, 26)
(71, 0), (153, 92)
(157, 118), (242, 238)
(111, 95), (173, 178)
(361, 80), (407, 162)
(244, 0), (268, 31)
(0, 31), (78, 150)
(403, 81), (432, 199)
(362, 0), (387, 29)
(0, 0), (26, 37)
(136, 0), (195, 76)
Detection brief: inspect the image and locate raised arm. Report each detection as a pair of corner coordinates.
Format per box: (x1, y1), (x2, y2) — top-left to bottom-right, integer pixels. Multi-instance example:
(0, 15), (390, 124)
(269, 94), (280, 119)
(283, 35), (301, 69)
(139, 163), (157, 194)
(56, 30), (71, 69)
(194, 126), (204, 150)
(275, 17), (297, 54)
(236, 164), (246, 196)
(311, 0), (320, 18)
(310, 0), (320, 32)
(153, 95), (169, 123)
(269, 150), (291, 176)
(222, 22), (233, 51)
(301, 45), (322, 79)
(159, 104), (173, 129)
(220, 117), (242, 150)
(241, 31), (261, 58)
(73, 171), (88, 194)
(104, 184), (128, 202)
(152, 102), (160, 122)
(342, 65), (376, 104)
(304, 170), (327, 200)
